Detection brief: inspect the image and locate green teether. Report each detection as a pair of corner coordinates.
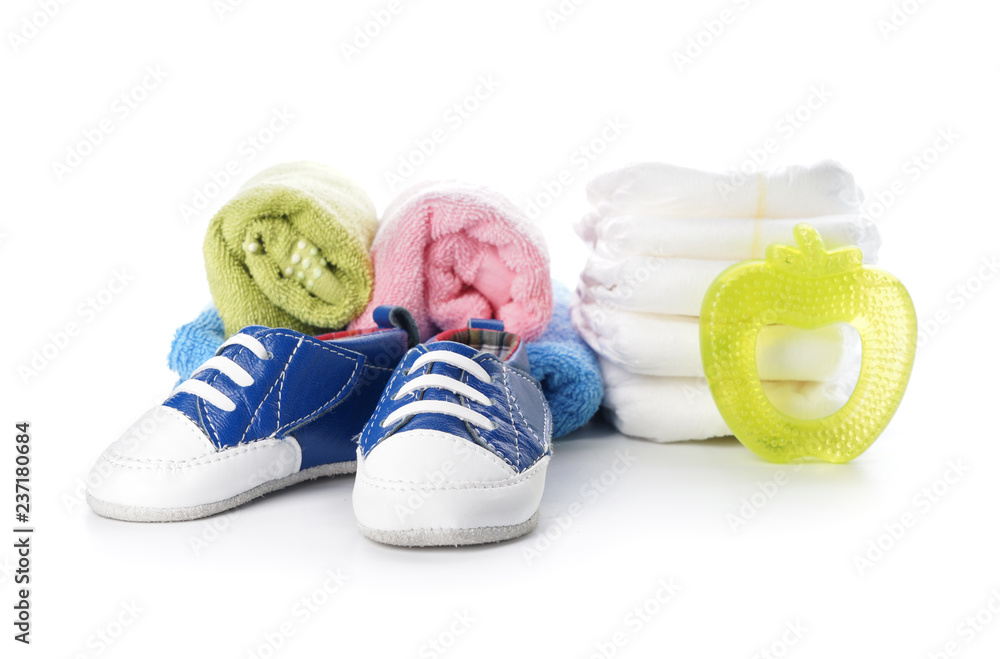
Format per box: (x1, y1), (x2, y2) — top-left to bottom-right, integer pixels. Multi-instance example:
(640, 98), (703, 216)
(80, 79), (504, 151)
(700, 224), (916, 463)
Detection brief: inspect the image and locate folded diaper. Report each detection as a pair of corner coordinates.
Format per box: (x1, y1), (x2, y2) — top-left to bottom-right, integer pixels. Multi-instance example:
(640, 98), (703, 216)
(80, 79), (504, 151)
(572, 297), (859, 380)
(350, 180), (553, 341)
(525, 283), (603, 438)
(577, 235), (877, 318)
(587, 160), (864, 218)
(204, 161), (378, 337)
(575, 213), (880, 261)
(600, 360), (854, 443)
(578, 255), (734, 317)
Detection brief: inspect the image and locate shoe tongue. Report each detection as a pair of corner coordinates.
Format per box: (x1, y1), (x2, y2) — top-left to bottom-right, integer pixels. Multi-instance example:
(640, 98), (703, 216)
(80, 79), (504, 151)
(215, 326), (267, 357)
(239, 325), (268, 336)
(423, 341), (480, 359)
(420, 342), (479, 392)
(398, 342), (480, 439)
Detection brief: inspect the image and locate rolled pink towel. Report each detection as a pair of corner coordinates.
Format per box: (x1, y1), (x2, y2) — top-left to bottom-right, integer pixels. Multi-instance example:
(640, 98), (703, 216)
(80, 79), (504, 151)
(351, 181), (553, 341)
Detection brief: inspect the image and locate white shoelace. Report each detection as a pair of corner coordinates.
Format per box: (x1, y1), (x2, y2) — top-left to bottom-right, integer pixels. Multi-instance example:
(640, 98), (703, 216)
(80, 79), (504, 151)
(170, 334), (272, 412)
(381, 351), (497, 430)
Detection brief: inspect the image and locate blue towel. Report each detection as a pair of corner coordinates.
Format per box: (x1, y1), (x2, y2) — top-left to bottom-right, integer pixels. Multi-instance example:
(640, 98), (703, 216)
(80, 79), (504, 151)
(168, 306), (225, 382)
(525, 283), (603, 437)
(167, 284), (602, 436)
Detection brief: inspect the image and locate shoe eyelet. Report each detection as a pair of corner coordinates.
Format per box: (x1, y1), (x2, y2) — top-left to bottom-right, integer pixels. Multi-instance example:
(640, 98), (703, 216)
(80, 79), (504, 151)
(265, 351), (273, 360)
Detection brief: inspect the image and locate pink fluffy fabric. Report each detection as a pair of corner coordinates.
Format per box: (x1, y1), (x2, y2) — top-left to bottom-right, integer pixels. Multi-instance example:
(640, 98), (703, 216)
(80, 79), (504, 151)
(351, 181), (553, 341)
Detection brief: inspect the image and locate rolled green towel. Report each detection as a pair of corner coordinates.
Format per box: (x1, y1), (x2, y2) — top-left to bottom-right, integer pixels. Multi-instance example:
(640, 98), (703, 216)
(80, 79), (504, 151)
(204, 162), (378, 337)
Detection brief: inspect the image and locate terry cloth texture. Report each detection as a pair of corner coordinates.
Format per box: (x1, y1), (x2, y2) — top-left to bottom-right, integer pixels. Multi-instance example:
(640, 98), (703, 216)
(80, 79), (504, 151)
(573, 160), (876, 442)
(350, 180), (553, 341)
(204, 161), (378, 337)
(525, 283), (603, 438)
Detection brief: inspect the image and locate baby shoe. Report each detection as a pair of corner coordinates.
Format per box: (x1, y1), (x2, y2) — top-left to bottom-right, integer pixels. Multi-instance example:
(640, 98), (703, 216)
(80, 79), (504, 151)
(87, 306), (419, 522)
(353, 319), (552, 546)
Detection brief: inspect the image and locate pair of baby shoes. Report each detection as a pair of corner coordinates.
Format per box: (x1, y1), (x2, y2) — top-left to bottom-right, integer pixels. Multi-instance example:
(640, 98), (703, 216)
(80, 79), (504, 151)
(86, 307), (552, 547)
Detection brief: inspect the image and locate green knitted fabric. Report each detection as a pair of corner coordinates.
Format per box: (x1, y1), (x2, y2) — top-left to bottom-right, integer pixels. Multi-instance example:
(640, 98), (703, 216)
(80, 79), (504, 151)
(203, 162), (378, 337)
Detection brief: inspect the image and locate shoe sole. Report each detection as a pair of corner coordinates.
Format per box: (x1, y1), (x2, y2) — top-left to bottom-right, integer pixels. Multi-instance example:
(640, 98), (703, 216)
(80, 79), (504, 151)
(86, 461), (356, 523)
(357, 509), (541, 547)
(353, 455), (549, 547)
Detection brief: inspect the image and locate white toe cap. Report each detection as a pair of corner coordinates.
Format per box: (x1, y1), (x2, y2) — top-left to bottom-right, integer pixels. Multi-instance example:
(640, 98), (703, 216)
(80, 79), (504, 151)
(354, 430), (548, 534)
(87, 406), (302, 512)
(362, 429), (516, 484)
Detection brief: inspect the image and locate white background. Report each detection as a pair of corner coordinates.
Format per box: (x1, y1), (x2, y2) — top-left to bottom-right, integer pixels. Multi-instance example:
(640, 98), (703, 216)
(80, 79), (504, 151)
(2, 0), (999, 657)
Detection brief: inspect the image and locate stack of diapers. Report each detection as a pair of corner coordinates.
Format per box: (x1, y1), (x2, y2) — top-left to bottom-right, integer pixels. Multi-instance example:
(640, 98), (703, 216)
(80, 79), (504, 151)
(204, 161), (378, 336)
(571, 160), (879, 442)
(349, 181), (553, 341)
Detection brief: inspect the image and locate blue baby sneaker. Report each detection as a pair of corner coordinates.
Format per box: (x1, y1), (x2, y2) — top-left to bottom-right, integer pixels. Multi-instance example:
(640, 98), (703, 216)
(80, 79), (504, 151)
(87, 306), (419, 522)
(353, 319), (553, 546)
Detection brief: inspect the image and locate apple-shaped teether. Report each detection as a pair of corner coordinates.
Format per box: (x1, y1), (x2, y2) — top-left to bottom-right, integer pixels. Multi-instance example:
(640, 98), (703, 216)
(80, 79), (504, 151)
(699, 224), (916, 463)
